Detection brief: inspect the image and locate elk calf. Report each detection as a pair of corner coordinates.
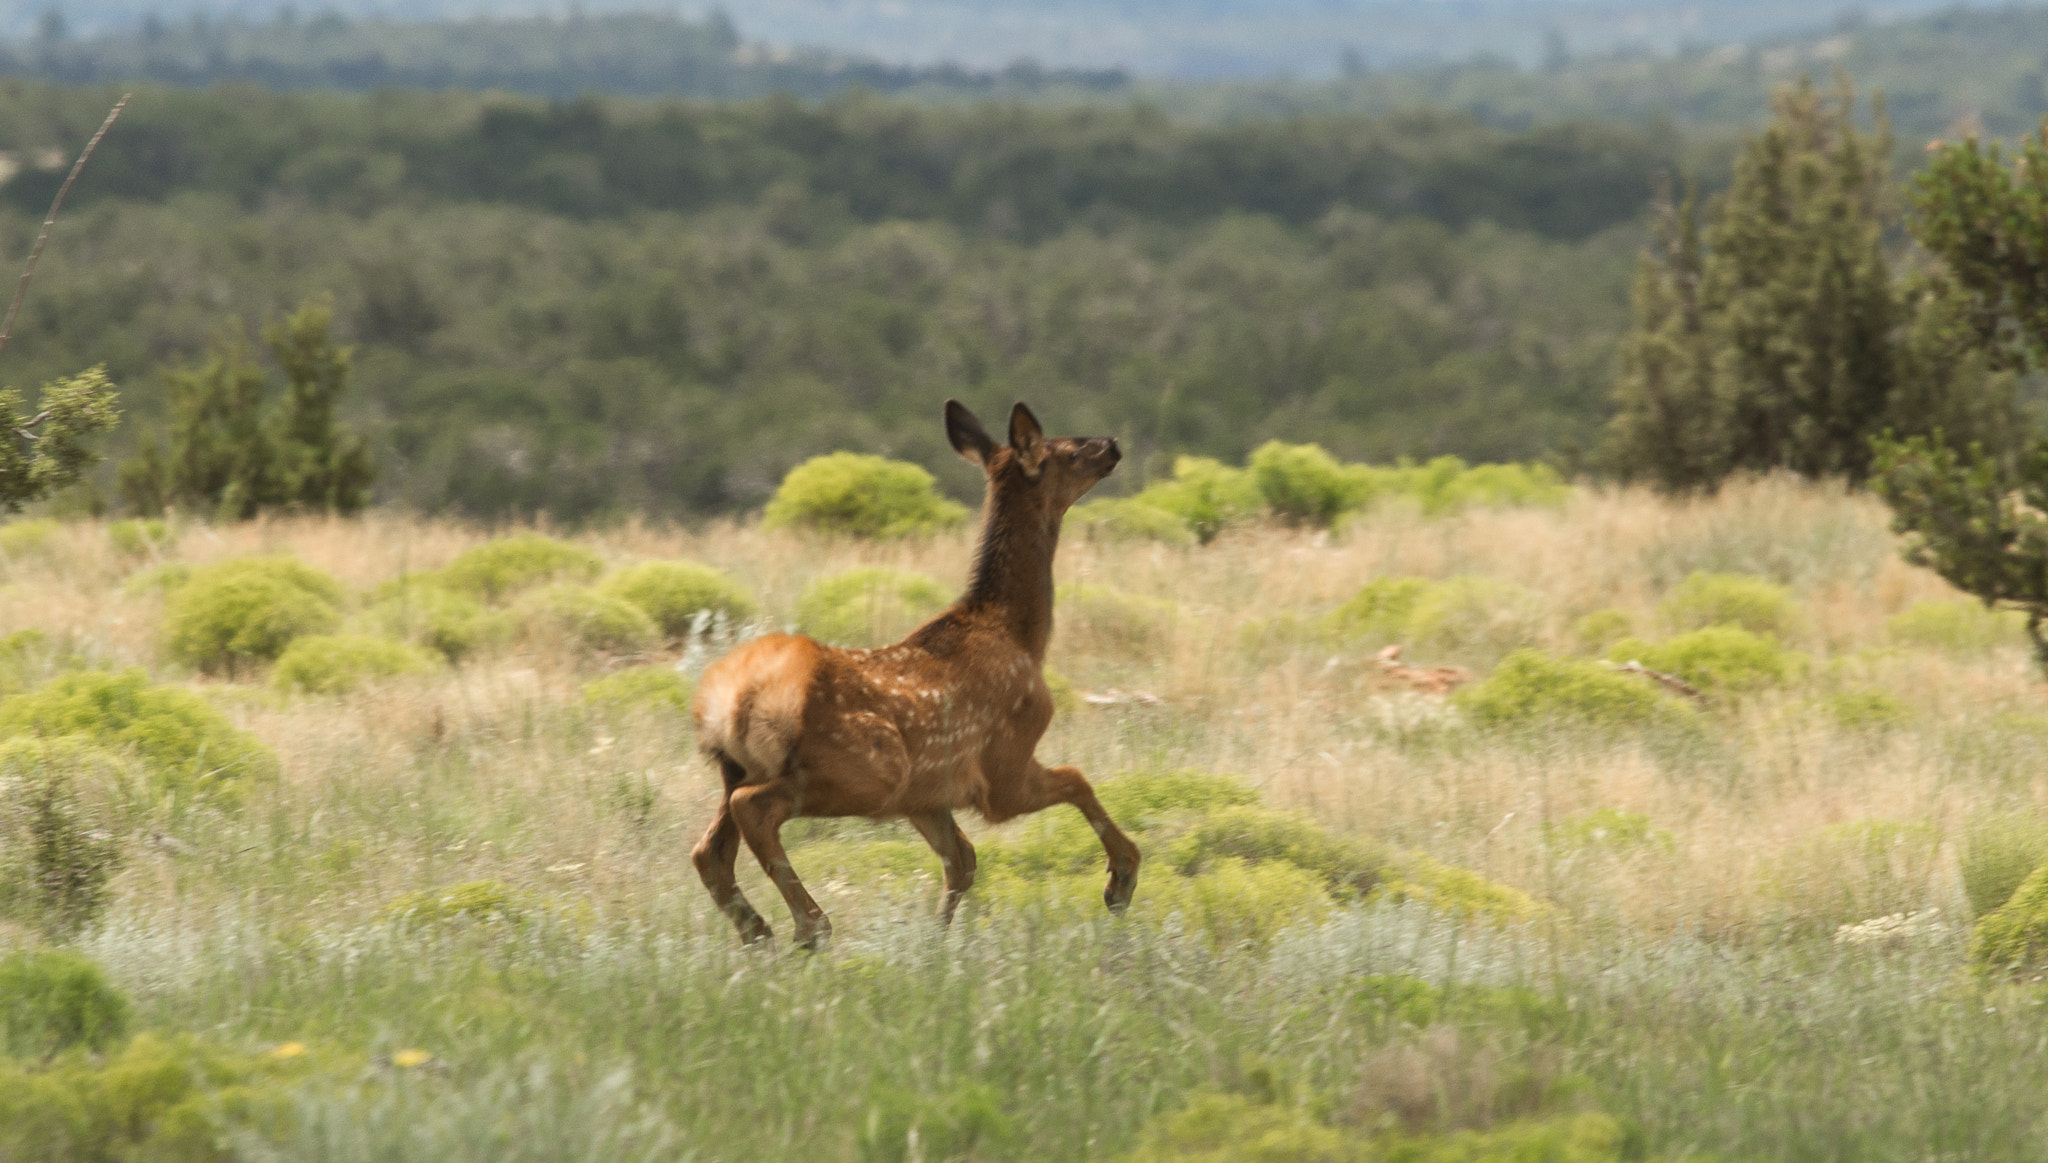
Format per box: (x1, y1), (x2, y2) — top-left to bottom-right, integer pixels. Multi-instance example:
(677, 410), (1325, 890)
(691, 401), (1140, 948)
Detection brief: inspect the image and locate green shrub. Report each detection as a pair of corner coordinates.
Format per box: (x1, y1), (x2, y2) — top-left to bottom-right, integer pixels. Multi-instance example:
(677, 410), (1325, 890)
(1324, 577), (1433, 644)
(1412, 457), (1571, 515)
(1886, 598), (2027, 653)
(121, 562), (192, 597)
(1545, 808), (1673, 856)
(1763, 819), (1943, 931)
(1824, 690), (1911, 730)
(1350, 974), (1571, 1040)
(581, 665), (693, 716)
(0, 517), (61, 560)
(1405, 576), (1545, 662)
(858, 1081), (1020, 1163)
(1453, 651), (1687, 732)
(1069, 498), (1198, 546)
(366, 581), (509, 661)
(1375, 854), (1544, 922)
(1057, 583), (1177, 653)
(989, 856), (1335, 947)
(162, 556), (344, 675)
(0, 669), (276, 800)
(1121, 1092), (1351, 1163)
(439, 534), (602, 602)
(0, 1031), (316, 1160)
(385, 879), (540, 928)
(1094, 769), (1264, 828)
(513, 584), (660, 653)
(105, 518), (170, 558)
(763, 452), (969, 539)
(598, 561), (757, 638)
(0, 948), (129, 1059)
(797, 567), (951, 647)
(1132, 457), (1263, 545)
(1044, 667), (1081, 713)
(1166, 805), (1386, 898)
(1658, 571), (1799, 637)
(271, 634), (441, 695)
(1571, 609), (1635, 654)
(1605, 626), (1797, 693)
(0, 739), (130, 935)
(1962, 810), (2048, 919)
(1250, 440), (1360, 527)
(1971, 862), (2048, 979)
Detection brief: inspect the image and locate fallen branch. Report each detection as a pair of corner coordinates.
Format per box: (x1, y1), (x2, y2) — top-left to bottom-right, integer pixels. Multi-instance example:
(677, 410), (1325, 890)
(1603, 659), (1707, 703)
(0, 94), (130, 360)
(1081, 688), (1164, 707)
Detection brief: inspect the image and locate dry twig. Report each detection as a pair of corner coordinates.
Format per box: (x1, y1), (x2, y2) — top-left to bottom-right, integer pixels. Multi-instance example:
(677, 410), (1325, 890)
(1603, 659), (1708, 703)
(0, 94), (131, 360)
(1375, 644), (1473, 695)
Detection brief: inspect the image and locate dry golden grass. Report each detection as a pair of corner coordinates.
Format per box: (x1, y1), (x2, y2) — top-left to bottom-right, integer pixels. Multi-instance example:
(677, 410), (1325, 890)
(5, 473), (2041, 944)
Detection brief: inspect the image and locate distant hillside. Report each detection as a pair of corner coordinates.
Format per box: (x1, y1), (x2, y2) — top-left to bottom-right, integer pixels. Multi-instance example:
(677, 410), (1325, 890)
(1166, 5), (2048, 141)
(0, 10), (1127, 100)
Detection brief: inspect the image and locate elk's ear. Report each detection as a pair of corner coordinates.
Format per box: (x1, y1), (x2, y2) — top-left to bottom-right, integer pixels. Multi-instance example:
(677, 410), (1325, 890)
(1008, 402), (1047, 474)
(945, 399), (996, 467)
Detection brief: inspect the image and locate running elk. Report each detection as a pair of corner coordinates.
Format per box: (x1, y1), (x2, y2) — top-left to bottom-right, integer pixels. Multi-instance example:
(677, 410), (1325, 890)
(690, 401), (1140, 948)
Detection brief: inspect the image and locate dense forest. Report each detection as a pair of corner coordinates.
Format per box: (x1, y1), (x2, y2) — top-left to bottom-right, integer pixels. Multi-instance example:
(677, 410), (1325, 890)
(0, 83), (1659, 520)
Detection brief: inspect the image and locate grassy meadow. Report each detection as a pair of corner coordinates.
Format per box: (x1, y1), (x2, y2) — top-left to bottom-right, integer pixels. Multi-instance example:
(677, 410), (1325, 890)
(4, 475), (2048, 1160)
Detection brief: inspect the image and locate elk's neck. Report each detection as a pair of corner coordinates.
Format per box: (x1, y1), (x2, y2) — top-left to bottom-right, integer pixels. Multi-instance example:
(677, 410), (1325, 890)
(962, 492), (1059, 660)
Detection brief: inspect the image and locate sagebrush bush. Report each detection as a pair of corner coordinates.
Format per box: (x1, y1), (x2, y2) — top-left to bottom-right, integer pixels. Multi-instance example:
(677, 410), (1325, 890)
(0, 517), (61, 561)
(1453, 650), (1686, 731)
(598, 561), (757, 638)
(762, 452), (968, 538)
(1971, 862), (2048, 979)
(1069, 498), (1197, 546)
(1546, 807), (1673, 856)
(1132, 456), (1263, 544)
(366, 581), (509, 661)
(385, 879), (540, 928)
(272, 634), (441, 695)
(105, 518), (171, 558)
(0, 948), (129, 1059)
(439, 534), (602, 601)
(0, 740), (129, 936)
(1121, 1093), (1637, 1163)
(1824, 690), (1911, 730)
(0, 669), (275, 800)
(1571, 608), (1635, 654)
(1249, 440), (1359, 527)
(1605, 626), (1797, 693)
(1886, 598), (2027, 653)
(1763, 819), (1943, 931)
(122, 561), (192, 597)
(0, 1032), (315, 1160)
(1962, 810), (2048, 918)
(1056, 583), (1176, 653)
(1404, 575), (1545, 663)
(797, 567), (950, 647)
(513, 584), (660, 653)
(859, 1080), (1020, 1163)
(1166, 805), (1387, 899)
(1658, 571), (1800, 636)
(1411, 457), (1571, 514)
(1375, 853), (1544, 922)
(581, 665), (693, 716)
(1323, 577), (1433, 644)
(163, 556), (344, 675)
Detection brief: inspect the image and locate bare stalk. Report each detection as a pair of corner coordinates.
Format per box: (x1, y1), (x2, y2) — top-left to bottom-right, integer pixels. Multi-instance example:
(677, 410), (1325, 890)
(0, 94), (131, 360)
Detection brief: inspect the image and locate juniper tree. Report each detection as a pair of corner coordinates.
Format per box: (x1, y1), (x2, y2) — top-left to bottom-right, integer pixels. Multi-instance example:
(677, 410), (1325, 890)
(1606, 77), (1907, 487)
(0, 367), (120, 513)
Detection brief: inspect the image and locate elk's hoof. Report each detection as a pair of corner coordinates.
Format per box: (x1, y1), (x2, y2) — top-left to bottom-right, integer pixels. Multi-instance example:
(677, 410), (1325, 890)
(1104, 868), (1138, 914)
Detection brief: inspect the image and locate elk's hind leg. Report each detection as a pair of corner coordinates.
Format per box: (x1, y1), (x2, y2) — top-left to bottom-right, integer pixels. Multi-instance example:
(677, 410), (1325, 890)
(694, 757), (773, 944)
(728, 781), (832, 950)
(907, 810), (977, 924)
(988, 763), (1141, 914)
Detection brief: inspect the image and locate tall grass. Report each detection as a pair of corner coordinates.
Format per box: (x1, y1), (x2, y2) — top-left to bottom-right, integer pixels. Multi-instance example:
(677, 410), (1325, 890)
(2, 475), (2045, 1159)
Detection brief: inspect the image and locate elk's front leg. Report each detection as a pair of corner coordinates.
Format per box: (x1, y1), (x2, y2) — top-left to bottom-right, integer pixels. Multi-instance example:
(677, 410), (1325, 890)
(907, 810), (978, 924)
(728, 782), (832, 950)
(988, 762), (1141, 913)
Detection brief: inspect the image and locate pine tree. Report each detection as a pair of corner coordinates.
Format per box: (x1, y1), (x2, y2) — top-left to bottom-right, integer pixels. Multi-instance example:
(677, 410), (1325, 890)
(265, 301), (373, 515)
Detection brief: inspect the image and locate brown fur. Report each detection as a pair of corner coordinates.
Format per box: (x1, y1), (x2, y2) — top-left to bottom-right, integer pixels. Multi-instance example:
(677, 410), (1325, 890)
(690, 401), (1141, 948)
